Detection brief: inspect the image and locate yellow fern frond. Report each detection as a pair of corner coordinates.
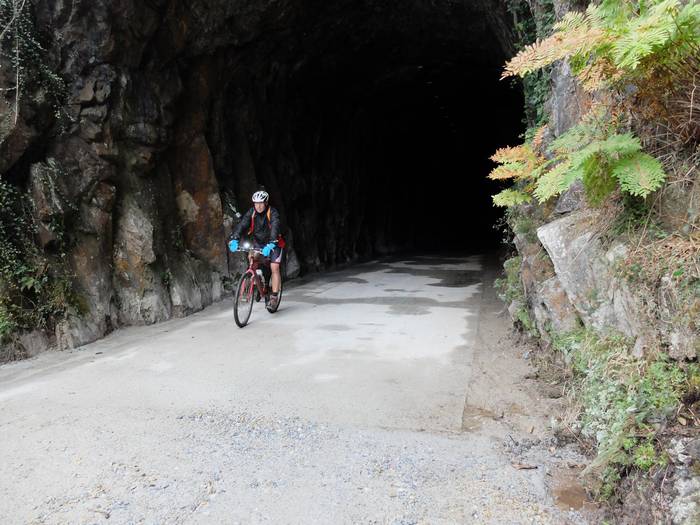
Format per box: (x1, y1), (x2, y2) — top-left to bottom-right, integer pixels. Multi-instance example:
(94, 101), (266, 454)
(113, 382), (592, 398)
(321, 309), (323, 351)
(502, 27), (607, 78)
(576, 58), (623, 92)
(488, 164), (524, 180)
(531, 125), (548, 151)
(489, 144), (545, 182)
(490, 145), (532, 164)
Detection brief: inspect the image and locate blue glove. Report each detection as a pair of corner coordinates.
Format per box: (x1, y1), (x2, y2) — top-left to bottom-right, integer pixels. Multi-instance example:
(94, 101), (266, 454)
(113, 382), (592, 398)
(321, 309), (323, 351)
(261, 242), (276, 257)
(228, 239), (239, 252)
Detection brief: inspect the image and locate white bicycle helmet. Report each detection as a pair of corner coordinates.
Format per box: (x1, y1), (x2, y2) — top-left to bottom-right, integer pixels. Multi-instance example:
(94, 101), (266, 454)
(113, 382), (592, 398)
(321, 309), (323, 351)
(252, 190), (269, 203)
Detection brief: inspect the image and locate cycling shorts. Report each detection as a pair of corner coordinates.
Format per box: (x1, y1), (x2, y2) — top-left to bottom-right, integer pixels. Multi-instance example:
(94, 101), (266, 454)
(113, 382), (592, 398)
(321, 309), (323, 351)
(255, 243), (283, 264)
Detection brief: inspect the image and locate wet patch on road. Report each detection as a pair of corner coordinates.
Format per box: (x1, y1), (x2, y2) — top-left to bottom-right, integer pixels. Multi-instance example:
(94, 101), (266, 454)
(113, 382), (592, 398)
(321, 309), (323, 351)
(401, 256), (481, 266)
(370, 263), (482, 288)
(388, 304), (432, 316)
(551, 466), (594, 512)
(288, 294), (472, 310)
(327, 277), (370, 284)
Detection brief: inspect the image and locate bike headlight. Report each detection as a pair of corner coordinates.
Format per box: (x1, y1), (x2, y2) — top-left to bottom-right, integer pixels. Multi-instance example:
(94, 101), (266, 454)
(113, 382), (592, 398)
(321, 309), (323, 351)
(243, 241), (251, 249)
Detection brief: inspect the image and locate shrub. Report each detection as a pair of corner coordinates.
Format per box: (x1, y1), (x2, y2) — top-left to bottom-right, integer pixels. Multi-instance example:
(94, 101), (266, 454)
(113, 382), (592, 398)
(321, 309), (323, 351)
(490, 111), (668, 207)
(553, 328), (693, 499)
(0, 178), (77, 345)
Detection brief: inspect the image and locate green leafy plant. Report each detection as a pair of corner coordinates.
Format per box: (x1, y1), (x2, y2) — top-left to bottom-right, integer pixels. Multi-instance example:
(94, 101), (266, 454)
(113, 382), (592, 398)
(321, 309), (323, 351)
(495, 256), (524, 304)
(494, 255), (540, 337)
(539, 124), (666, 204)
(0, 178), (78, 347)
(552, 328), (693, 499)
(490, 112), (667, 207)
(503, 0), (700, 86)
(488, 0), (698, 209)
(506, 0), (556, 129)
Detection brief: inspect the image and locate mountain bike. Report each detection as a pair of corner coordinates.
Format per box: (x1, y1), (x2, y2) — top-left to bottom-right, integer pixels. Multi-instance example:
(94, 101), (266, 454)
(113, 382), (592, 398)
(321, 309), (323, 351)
(233, 243), (283, 327)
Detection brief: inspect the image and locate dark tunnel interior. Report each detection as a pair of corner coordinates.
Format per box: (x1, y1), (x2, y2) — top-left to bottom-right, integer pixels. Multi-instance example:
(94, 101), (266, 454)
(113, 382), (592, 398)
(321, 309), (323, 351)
(205, 1), (525, 270)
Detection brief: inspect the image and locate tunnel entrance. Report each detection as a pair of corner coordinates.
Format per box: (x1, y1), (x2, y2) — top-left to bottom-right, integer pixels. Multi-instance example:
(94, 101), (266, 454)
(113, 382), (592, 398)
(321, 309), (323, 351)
(189, 0), (525, 271)
(0, 0), (529, 349)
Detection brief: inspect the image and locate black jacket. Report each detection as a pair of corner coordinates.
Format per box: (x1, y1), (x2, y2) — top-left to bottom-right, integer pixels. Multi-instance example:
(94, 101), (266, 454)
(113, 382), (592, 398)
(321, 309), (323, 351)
(231, 206), (281, 246)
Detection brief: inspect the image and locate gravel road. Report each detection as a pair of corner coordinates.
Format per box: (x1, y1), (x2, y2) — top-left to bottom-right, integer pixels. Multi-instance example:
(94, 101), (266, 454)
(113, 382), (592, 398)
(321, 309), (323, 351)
(0, 255), (590, 524)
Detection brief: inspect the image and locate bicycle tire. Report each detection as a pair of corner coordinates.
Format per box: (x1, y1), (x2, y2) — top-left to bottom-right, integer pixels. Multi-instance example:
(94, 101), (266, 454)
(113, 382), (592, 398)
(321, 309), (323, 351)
(234, 273), (255, 327)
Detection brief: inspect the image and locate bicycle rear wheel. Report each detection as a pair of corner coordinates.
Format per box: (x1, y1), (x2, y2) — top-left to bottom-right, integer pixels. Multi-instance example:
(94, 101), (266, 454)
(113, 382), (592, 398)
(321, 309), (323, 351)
(234, 273), (255, 327)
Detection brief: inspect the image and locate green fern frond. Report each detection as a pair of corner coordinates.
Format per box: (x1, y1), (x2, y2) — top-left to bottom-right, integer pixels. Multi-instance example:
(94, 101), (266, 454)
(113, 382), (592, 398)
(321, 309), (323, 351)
(554, 11), (589, 32)
(533, 160), (575, 202)
(677, 0), (700, 30)
(611, 152), (667, 197)
(596, 133), (643, 157)
(551, 125), (593, 154)
(612, 0), (678, 69)
(568, 141), (601, 169)
(588, 0), (634, 29)
(492, 189), (532, 207)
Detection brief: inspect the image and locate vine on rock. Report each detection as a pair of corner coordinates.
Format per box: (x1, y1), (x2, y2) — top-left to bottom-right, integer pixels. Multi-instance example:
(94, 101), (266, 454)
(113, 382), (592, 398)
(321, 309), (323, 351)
(0, 0), (65, 129)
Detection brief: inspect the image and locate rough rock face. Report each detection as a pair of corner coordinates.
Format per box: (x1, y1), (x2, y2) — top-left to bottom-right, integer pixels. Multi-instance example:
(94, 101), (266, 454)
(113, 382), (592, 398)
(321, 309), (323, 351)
(668, 438), (700, 525)
(532, 276), (580, 335)
(537, 211), (643, 338)
(1, 0), (514, 355)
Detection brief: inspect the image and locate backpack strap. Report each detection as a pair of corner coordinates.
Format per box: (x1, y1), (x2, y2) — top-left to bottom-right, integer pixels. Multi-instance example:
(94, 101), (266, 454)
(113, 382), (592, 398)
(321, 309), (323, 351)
(248, 211), (256, 236)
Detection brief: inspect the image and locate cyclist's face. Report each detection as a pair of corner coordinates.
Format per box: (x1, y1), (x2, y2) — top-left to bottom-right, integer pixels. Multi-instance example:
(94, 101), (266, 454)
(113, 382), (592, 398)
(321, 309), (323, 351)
(254, 202), (267, 213)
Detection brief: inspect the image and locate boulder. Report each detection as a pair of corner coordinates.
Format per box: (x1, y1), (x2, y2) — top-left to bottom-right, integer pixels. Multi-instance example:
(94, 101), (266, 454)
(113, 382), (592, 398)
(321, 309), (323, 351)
(537, 211), (644, 338)
(532, 276), (581, 334)
(668, 438), (700, 524)
(285, 248), (301, 280)
(167, 258), (220, 318)
(55, 314), (104, 351)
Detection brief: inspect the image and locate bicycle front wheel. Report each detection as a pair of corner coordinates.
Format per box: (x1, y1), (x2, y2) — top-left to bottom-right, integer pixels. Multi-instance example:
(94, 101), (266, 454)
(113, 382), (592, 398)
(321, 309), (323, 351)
(234, 273), (255, 327)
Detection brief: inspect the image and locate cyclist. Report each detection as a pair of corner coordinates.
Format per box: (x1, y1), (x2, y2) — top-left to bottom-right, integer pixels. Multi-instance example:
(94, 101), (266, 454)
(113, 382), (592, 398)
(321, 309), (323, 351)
(228, 190), (284, 310)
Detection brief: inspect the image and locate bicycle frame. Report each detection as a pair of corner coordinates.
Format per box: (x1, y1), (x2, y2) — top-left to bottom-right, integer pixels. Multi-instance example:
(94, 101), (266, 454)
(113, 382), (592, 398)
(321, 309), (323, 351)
(240, 249), (269, 302)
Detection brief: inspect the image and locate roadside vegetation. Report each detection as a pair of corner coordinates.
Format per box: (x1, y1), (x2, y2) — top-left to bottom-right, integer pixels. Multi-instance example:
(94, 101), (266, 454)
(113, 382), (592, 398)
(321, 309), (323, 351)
(0, 2), (73, 356)
(493, 0), (700, 505)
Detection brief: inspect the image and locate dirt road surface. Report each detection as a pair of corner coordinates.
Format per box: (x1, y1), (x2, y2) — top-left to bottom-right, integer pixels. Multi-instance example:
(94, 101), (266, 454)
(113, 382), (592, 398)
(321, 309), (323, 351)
(0, 255), (590, 524)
